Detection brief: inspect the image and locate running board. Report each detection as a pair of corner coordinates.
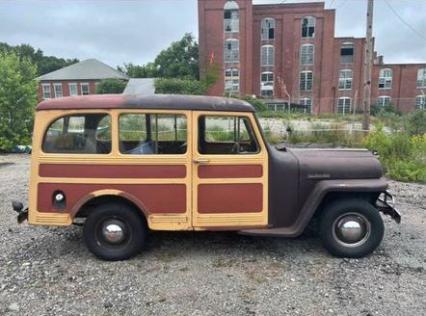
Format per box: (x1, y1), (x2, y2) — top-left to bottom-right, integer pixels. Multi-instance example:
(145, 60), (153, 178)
(239, 227), (300, 238)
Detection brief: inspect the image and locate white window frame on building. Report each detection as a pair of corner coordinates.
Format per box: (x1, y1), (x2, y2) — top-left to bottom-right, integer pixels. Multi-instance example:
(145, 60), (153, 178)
(415, 95), (425, 110)
(300, 97), (312, 113)
(41, 83), (51, 99)
(260, 71), (274, 98)
(337, 97), (351, 115)
(224, 39), (239, 64)
(261, 45), (274, 67)
(68, 82), (78, 96)
(340, 42), (354, 64)
(417, 68), (426, 88)
(300, 44), (314, 66)
(300, 71), (313, 92)
(53, 83), (63, 98)
(338, 69), (353, 90)
(301, 16), (315, 38)
(224, 1), (239, 33)
(80, 82), (90, 95)
(377, 96), (392, 107)
(378, 68), (392, 89)
(261, 18), (275, 40)
(224, 68), (240, 95)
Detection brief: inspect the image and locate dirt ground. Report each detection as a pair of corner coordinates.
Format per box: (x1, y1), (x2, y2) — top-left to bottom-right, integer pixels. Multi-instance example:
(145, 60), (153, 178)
(0, 154), (425, 316)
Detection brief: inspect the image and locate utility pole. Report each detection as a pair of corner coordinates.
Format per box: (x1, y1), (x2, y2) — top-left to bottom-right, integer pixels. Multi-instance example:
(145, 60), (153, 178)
(362, 0), (374, 131)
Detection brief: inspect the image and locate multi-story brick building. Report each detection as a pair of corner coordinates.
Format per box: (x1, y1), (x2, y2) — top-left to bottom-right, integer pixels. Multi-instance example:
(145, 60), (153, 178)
(198, 0), (426, 113)
(36, 58), (129, 101)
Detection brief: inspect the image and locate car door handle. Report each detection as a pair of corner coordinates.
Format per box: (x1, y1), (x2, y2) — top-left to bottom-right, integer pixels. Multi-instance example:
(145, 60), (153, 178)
(193, 158), (210, 164)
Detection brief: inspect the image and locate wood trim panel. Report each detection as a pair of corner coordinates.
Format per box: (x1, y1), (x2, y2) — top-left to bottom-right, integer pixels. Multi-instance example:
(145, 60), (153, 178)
(198, 164), (262, 178)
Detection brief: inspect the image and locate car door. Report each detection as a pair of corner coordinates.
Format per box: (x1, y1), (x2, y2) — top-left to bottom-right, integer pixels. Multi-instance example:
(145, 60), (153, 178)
(191, 111), (268, 229)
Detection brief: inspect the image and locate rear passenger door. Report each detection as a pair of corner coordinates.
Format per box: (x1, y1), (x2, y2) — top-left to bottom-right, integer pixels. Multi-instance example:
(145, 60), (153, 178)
(192, 111), (268, 229)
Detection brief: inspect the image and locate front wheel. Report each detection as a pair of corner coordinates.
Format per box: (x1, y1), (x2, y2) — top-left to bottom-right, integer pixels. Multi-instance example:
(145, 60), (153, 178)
(83, 203), (147, 261)
(320, 199), (384, 258)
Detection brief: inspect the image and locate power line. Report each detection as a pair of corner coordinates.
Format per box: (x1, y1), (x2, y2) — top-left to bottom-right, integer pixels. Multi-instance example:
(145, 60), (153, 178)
(384, 0), (426, 41)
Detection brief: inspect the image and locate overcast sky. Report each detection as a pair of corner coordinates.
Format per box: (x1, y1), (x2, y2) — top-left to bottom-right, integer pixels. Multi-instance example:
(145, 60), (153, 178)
(0, 0), (425, 67)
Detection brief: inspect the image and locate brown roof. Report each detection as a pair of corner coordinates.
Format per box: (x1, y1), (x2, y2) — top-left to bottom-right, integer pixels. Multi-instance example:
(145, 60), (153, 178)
(36, 94), (255, 112)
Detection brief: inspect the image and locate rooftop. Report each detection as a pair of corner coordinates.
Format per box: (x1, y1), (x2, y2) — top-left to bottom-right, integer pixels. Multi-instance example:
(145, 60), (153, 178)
(36, 58), (129, 81)
(36, 94), (255, 112)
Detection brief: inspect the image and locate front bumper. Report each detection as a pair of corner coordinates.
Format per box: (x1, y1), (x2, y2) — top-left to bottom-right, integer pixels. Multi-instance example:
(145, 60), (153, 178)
(376, 191), (401, 223)
(12, 201), (28, 224)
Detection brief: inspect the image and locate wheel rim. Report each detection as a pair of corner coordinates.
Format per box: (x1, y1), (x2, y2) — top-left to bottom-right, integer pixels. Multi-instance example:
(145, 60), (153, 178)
(96, 218), (130, 247)
(332, 212), (371, 248)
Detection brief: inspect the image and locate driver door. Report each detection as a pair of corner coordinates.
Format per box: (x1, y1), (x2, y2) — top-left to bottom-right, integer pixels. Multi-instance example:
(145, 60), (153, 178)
(191, 111), (268, 229)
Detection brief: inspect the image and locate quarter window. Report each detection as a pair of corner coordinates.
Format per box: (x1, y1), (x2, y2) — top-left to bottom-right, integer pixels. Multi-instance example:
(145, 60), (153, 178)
(198, 115), (259, 155)
(337, 97), (351, 115)
(224, 39), (239, 64)
(300, 71), (313, 91)
(54, 83), (63, 98)
(261, 45), (274, 66)
(301, 16), (315, 38)
(261, 18), (275, 40)
(417, 68), (426, 88)
(119, 114), (187, 155)
(42, 83), (51, 99)
(379, 69), (392, 89)
(43, 114), (111, 154)
(300, 44), (314, 65)
(340, 42), (354, 64)
(338, 69), (353, 90)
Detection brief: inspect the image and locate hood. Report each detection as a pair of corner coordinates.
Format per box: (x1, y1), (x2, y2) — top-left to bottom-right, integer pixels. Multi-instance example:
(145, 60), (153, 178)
(289, 148), (383, 180)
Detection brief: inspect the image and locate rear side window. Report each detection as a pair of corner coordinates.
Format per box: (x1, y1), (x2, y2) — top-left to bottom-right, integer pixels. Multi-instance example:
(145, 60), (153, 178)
(43, 114), (111, 154)
(119, 113), (187, 155)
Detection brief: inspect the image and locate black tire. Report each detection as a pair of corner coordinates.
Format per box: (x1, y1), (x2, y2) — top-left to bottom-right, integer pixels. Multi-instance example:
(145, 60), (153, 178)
(320, 199), (384, 258)
(83, 203), (146, 261)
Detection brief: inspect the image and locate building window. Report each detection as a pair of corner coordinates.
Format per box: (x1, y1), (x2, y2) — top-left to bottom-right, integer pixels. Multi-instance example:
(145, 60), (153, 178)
(300, 71), (313, 91)
(377, 96), (392, 107)
(340, 42), (354, 64)
(81, 83), (90, 95)
(300, 97), (312, 113)
(417, 68), (426, 88)
(260, 72), (274, 98)
(42, 83), (51, 99)
(415, 95), (425, 110)
(53, 83), (63, 98)
(378, 68), (392, 89)
(338, 69), (353, 90)
(300, 44), (314, 65)
(337, 97), (351, 114)
(261, 45), (274, 66)
(68, 83), (78, 96)
(224, 68), (240, 95)
(261, 18), (275, 40)
(224, 39), (239, 63)
(224, 1), (239, 33)
(301, 16), (315, 38)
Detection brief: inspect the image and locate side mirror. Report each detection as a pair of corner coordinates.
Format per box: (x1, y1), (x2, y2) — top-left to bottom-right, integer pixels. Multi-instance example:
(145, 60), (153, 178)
(12, 201), (23, 212)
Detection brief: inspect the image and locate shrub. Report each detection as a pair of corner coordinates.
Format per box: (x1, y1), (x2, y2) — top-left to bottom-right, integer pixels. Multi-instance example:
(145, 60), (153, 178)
(404, 110), (426, 136)
(154, 78), (207, 95)
(96, 79), (127, 94)
(242, 96), (268, 112)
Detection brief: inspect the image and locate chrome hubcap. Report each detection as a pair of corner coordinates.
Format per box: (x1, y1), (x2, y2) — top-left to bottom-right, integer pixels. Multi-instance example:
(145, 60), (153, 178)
(102, 220), (126, 244)
(333, 213), (371, 247)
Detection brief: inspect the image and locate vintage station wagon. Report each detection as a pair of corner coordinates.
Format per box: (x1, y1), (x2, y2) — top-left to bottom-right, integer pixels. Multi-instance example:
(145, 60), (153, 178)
(13, 94), (400, 260)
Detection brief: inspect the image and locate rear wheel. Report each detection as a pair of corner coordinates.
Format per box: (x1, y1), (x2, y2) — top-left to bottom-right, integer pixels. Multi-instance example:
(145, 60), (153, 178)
(83, 203), (146, 261)
(320, 199), (384, 258)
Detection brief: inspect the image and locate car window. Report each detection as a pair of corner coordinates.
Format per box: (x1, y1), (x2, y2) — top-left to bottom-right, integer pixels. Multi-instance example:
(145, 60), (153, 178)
(198, 115), (259, 155)
(43, 114), (111, 154)
(119, 113), (187, 155)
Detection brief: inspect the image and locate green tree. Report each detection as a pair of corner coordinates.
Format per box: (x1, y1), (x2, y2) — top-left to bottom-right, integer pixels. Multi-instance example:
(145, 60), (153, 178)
(118, 62), (157, 78)
(96, 79), (127, 94)
(0, 52), (37, 151)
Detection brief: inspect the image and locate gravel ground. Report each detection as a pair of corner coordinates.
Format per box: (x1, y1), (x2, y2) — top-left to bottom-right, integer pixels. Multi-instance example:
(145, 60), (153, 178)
(0, 154), (425, 316)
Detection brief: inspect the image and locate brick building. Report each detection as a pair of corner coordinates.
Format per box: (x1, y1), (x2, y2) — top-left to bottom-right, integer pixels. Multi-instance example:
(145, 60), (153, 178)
(36, 58), (129, 101)
(198, 0), (426, 113)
